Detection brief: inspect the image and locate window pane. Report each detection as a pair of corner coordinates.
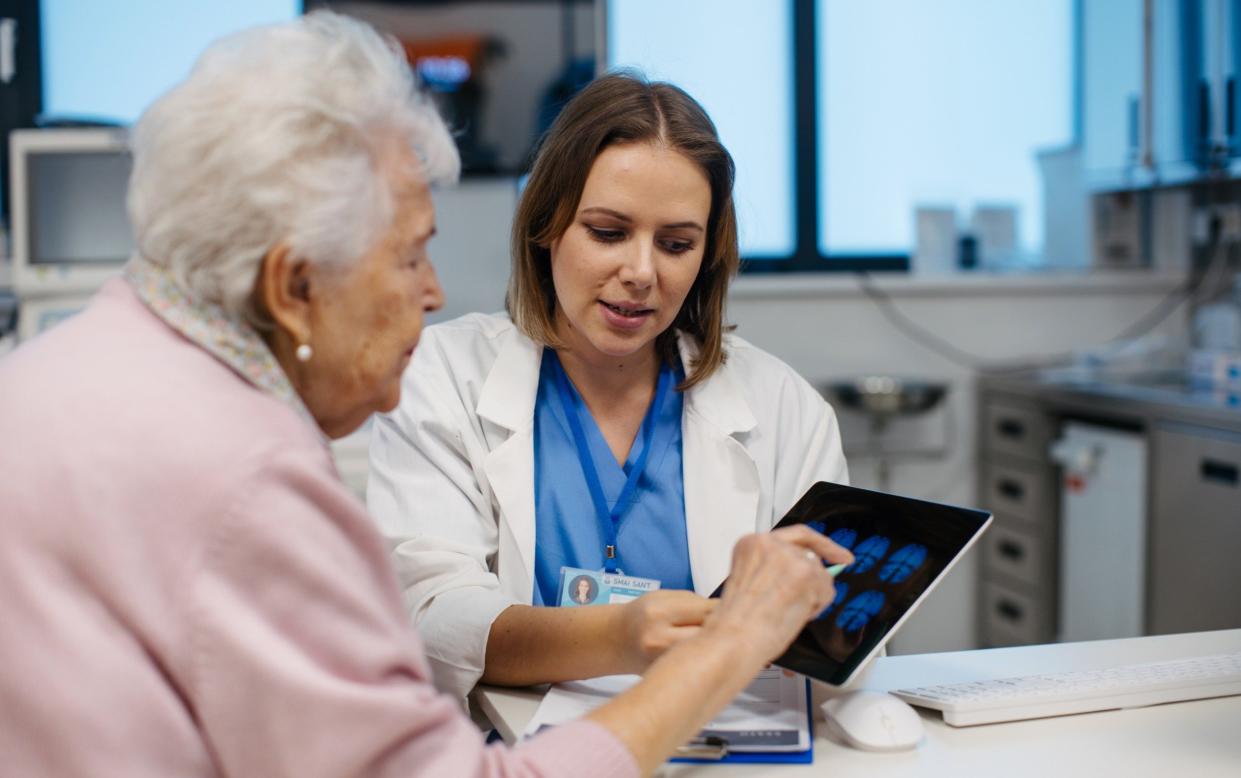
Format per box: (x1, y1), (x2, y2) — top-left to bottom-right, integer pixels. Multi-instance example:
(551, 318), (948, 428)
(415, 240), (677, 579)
(42, 0), (301, 125)
(817, 0), (1073, 260)
(606, 0), (795, 257)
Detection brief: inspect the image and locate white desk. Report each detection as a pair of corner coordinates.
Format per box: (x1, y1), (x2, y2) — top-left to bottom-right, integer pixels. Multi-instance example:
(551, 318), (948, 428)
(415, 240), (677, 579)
(477, 630), (1241, 777)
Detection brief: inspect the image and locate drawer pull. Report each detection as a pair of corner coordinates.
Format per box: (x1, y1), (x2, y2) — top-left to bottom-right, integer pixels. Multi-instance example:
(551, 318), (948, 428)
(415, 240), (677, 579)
(998, 540), (1025, 561)
(997, 479), (1025, 500)
(997, 419), (1025, 439)
(1200, 459), (1238, 486)
(997, 600), (1024, 622)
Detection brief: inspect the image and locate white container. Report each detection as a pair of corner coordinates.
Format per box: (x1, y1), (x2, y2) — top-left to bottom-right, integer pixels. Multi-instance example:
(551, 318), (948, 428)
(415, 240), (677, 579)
(1187, 349), (1241, 389)
(971, 204), (1018, 267)
(913, 206), (958, 275)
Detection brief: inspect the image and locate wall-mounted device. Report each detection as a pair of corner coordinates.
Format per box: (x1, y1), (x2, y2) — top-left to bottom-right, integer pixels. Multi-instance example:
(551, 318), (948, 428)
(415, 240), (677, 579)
(9, 127), (133, 297)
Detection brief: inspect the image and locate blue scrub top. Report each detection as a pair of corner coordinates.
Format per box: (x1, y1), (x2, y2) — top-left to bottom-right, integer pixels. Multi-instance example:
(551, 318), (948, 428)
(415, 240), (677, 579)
(532, 350), (693, 606)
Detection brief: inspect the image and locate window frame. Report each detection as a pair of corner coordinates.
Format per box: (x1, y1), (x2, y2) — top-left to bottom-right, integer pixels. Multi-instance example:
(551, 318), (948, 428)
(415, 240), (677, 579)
(740, 0), (910, 274)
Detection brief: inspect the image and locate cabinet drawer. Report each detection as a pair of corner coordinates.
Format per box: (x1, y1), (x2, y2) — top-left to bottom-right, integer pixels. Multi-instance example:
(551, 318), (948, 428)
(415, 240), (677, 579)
(1149, 424), (1241, 634)
(980, 579), (1053, 647)
(984, 401), (1054, 462)
(982, 463), (1053, 525)
(982, 522), (1051, 590)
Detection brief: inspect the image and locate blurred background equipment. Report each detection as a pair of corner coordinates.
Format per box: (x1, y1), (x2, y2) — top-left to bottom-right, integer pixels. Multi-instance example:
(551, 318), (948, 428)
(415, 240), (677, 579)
(400, 34), (505, 173)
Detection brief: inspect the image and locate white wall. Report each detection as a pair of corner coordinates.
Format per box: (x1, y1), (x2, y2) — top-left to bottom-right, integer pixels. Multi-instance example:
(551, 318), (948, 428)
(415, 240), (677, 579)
(427, 178), (518, 322)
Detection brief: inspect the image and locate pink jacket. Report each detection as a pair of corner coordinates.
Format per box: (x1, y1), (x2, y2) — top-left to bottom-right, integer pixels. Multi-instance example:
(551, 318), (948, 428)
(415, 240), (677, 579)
(0, 278), (637, 778)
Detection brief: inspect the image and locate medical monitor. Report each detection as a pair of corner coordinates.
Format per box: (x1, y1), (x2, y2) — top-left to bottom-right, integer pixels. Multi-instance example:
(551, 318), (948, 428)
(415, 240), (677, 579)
(9, 128), (133, 296)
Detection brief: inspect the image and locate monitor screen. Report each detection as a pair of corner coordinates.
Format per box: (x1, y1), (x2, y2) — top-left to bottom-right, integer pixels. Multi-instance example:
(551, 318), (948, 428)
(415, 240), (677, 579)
(28, 150), (132, 265)
(41, 0), (302, 126)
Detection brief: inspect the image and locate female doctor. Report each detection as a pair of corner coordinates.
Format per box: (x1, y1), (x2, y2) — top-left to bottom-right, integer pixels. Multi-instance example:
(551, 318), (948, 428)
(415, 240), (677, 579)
(368, 73), (849, 701)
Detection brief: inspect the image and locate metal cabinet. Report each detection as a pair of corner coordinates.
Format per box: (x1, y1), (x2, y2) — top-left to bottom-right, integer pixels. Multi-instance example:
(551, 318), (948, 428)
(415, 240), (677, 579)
(1148, 423), (1241, 633)
(979, 375), (1241, 648)
(976, 397), (1060, 647)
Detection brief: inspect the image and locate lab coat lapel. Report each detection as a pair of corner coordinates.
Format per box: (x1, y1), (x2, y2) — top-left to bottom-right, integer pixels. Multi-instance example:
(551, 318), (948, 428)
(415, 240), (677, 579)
(477, 332), (542, 596)
(677, 334), (760, 596)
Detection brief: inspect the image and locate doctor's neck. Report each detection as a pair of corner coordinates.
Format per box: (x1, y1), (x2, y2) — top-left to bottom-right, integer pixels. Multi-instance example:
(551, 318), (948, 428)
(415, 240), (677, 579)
(553, 340), (661, 409)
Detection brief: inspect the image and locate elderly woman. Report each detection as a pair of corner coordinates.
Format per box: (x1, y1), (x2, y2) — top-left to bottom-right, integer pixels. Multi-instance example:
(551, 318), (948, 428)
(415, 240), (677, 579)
(369, 73), (851, 701)
(0, 12), (851, 778)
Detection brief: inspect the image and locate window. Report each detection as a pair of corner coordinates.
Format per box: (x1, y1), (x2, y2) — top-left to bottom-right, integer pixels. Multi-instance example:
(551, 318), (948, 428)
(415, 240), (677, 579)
(606, 0), (795, 258)
(603, 0), (1075, 272)
(817, 0), (1073, 262)
(40, 0), (302, 126)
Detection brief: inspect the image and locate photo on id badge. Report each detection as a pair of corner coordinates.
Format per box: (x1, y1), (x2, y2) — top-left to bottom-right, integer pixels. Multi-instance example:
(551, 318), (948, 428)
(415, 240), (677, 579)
(558, 566), (661, 606)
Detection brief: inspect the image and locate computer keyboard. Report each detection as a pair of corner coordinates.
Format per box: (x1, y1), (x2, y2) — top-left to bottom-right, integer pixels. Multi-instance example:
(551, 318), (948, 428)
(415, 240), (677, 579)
(892, 651), (1241, 726)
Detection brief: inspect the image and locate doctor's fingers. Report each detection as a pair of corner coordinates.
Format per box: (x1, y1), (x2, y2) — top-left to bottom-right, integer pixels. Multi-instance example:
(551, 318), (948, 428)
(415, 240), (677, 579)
(632, 590), (717, 625)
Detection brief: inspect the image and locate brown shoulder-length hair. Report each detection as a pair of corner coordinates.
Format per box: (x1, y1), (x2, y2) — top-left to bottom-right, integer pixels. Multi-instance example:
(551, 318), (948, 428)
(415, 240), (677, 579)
(506, 71), (740, 391)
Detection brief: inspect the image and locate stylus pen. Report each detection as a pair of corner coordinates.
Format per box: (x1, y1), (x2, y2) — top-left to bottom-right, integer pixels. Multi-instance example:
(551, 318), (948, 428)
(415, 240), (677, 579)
(826, 563), (848, 577)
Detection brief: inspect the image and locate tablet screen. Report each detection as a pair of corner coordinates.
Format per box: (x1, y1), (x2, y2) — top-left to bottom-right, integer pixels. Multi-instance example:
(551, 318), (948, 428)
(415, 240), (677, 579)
(717, 481), (992, 686)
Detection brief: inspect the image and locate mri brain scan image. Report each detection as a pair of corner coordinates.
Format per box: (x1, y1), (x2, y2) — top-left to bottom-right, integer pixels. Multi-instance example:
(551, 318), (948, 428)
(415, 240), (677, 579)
(848, 535), (891, 574)
(828, 527), (858, 549)
(879, 543), (929, 584)
(836, 590), (885, 632)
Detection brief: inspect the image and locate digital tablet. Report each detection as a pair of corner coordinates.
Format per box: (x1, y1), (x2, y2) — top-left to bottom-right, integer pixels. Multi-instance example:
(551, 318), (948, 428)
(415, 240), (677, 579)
(714, 481), (992, 687)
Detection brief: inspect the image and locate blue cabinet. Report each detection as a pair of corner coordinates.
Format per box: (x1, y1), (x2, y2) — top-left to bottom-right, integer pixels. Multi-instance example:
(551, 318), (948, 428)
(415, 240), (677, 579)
(1082, 0), (1147, 189)
(1082, 0), (1231, 188)
(1151, 0), (1199, 182)
(1199, 0), (1241, 174)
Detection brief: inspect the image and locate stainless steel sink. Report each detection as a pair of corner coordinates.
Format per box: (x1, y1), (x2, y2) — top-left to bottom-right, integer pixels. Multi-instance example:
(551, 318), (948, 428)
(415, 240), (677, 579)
(823, 376), (950, 492)
(825, 376), (949, 421)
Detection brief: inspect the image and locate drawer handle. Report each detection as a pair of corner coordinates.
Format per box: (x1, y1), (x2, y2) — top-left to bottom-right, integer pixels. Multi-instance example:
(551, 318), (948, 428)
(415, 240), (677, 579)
(1200, 459), (1239, 486)
(997, 479), (1025, 501)
(997, 600), (1024, 622)
(997, 419), (1025, 439)
(998, 541), (1025, 561)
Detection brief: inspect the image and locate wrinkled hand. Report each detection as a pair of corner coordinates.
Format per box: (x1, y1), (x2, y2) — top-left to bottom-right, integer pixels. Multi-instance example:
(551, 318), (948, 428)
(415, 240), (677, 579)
(618, 590), (718, 672)
(707, 526), (855, 665)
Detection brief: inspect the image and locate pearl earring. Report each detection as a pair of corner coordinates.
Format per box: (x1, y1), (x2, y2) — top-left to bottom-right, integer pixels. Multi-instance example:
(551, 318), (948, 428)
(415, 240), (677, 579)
(295, 343), (313, 362)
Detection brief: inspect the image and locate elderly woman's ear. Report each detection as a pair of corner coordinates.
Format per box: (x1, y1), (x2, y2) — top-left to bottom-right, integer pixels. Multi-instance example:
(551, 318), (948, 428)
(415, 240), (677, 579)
(256, 243), (315, 360)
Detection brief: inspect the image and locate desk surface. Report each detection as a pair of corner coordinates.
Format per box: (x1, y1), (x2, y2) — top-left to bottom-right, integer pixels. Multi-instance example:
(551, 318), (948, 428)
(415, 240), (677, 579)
(477, 630), (1241, 777)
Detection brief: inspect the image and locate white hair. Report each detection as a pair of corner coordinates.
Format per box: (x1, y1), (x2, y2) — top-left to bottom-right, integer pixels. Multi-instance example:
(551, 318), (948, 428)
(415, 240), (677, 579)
(127, 11), (460, 321)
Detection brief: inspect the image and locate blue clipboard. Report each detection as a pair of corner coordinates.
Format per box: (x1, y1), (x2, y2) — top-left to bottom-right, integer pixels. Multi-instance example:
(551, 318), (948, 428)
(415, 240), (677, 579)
(670, 679), (814, 765)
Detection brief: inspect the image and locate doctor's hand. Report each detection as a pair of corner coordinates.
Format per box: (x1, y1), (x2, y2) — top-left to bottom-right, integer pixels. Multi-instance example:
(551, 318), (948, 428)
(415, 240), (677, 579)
(706, 527), (854, 666)
(617, 590), (718, 673)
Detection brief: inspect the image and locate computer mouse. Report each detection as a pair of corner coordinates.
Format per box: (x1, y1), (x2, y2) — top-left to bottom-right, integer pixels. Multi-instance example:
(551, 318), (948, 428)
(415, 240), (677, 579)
(821, 690), (924, 752)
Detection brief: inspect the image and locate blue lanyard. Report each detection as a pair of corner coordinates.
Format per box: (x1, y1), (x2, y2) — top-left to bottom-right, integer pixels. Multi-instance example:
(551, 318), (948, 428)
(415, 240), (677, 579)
(551, 352), (672, 574)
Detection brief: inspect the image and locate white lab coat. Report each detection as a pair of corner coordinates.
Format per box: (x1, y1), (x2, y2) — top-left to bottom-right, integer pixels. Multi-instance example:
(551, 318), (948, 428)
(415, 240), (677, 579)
(368, 313), (849, 701)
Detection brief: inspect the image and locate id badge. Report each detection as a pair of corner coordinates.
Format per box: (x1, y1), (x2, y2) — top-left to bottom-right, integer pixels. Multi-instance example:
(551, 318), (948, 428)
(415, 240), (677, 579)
(558, 566), (661, 606)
